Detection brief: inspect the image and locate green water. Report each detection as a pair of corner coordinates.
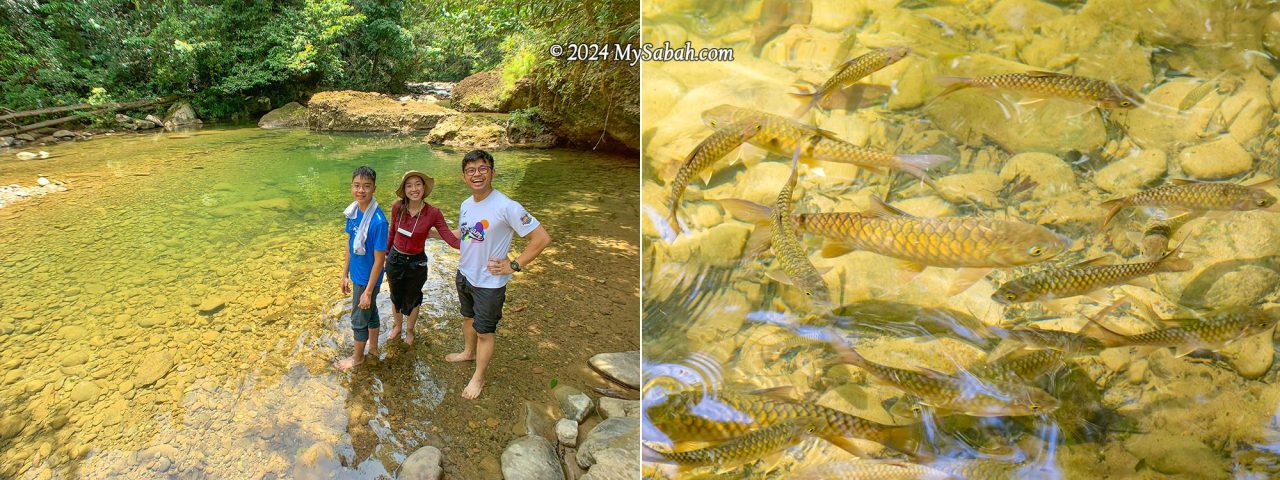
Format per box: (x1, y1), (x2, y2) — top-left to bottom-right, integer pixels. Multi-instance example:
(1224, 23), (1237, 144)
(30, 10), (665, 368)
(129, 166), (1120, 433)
(0, 127), (640, 479)
(642, 1), (1280, 479)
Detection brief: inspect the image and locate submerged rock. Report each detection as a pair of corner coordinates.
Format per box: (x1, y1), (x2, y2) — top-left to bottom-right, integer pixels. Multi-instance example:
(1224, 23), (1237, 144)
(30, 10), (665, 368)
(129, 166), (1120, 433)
(500, 435), (565, 480)
(1095, 149), (1167, 193)
(135, 351), (175, 387)
(588, 351), (640, 390)
(1177, 137), (1253, 180)
(1223, 330), (1275, 379)
(1157, 213), (1280, 309)
(1123, 433), (1229, 478)
(398, 445), (442, 480)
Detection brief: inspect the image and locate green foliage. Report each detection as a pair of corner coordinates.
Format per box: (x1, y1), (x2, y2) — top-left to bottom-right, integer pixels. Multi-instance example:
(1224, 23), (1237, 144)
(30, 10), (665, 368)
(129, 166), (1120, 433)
(0, 0), (635, 123)
(79, 87), (117, 127)
(507, 107), (545, 137)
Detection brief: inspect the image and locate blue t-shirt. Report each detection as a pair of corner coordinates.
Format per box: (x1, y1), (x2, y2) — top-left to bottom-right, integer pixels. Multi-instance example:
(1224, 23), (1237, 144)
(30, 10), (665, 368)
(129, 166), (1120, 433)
(345, 205), (389, 290)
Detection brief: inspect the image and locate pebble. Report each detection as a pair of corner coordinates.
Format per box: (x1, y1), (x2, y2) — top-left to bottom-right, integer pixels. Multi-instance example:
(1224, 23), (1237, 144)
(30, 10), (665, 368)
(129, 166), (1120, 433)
(531, 367), (544, 374)
(69, 381), (101, 402)
(60, 351), (90, 367)
(556, 418), (579, 447)
(1095, 149), (1168, 193)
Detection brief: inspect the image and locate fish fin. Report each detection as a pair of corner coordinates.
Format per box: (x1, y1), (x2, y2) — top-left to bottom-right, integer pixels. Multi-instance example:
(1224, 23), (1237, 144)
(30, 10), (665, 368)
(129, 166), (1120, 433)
(1169, 178), (1199, 185)
(790, 80), (822, 118)
(820, 240), (855, 258)
(892, 154), (948, 190)
(698, 168), (714, 186)
(744, 226), (774, 258)
(1083, 289), (1113, 303)
(1099, 198), (1128, 230)
(765, 268), (795, 286)
(1130, 345), (1160, 357)
(718, 198), (773, 223)
(866, 195), (914, 218)
(947, 268), (993, 296)
(1126, 276), (1156, 289)
(1247, 177), (1278, 189)
(819, 434), (870, 457)
(749, 386), (802, 401)
(986, 339), (1026, 363)
(1081, 301), (1132, 347)
(1156, 239), (1194, 273)
(1025, 70), (1066, 78)
(814, 127), (842, 141)
(1173, 345), (1199, 358)
(666, 213), (683, 237)
(878, 424), (926, 457)
(895, 261), (928, 286)
(1017, 97), (1048, 106)
(1073, 256), (1111, 267)
(1124, 230), (1145, 248)
(935, 76), (973, 97)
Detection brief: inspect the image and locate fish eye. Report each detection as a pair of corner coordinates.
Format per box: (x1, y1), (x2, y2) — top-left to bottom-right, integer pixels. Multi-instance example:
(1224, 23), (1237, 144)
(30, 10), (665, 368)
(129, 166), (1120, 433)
(1028, 246), (1043, 256)
(1029, 402), (1041, 411)
(1120, 101), (1133, 107)
(1004, 293), (1018, 301)
(1258, 198), (1270, 207)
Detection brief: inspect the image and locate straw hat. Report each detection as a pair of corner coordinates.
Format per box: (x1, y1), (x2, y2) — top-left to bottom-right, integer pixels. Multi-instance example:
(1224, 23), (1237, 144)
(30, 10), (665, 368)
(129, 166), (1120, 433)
(395, 170), (435, 200)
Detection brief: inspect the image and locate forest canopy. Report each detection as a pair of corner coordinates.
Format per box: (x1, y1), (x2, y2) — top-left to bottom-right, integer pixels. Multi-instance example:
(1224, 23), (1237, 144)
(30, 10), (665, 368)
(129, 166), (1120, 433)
(0, 0), (638, 119)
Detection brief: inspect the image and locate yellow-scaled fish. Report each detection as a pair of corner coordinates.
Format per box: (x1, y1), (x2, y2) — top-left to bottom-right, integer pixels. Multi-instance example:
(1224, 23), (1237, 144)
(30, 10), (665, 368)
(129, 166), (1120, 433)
(971, 349), (1069, 383)
(773, 145), (833, 310)
(796, 197), (1072, 268)
(792, 46), (912, 116)
(992, 248), (1192, 305)
(1085, 305), (1279, 357)
(831, 346), (1061, 417)
(645, 389), (919, 456)
(1100, 178), (1277, 229)
(785, 459), (953, 480)
(989, 326), (1107, 359)
(667, 120), (763, 235)
(932, 459), (1039, 480)
(645, 420), (815, 469)
(937, 70), (1143, 109)
(702, 105), (948, 187)
(1132, 212), (1196, 261)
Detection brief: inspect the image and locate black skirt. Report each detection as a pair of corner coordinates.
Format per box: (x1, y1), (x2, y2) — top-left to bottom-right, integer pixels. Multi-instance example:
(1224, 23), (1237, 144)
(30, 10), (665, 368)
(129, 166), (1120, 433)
(386, 249), (430, 313)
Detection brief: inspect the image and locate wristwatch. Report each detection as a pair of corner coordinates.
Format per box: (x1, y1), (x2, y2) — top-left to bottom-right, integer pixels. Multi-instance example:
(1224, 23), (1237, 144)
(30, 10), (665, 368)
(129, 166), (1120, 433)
(510, 260), (522, 272)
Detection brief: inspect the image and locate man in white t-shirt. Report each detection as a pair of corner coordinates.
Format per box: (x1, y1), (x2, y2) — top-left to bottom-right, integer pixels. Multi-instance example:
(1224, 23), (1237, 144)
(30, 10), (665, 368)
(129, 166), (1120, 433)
(443, 150), (551, 400)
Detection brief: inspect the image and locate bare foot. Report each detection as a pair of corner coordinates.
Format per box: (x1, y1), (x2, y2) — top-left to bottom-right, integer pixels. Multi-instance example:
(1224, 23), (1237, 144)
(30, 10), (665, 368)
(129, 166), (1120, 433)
(445, 352), (475, 362)
(405, 331), (415, 346)
(461, 377), (485, 399)
(386, 326), (401, 342)
(334, 356), (361, 370)
(367, 349), (379, 360)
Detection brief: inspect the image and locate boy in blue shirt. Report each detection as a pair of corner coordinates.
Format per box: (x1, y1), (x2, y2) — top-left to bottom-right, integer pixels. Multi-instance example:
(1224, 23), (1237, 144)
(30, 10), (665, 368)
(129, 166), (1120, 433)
(337, 165), (389, 370)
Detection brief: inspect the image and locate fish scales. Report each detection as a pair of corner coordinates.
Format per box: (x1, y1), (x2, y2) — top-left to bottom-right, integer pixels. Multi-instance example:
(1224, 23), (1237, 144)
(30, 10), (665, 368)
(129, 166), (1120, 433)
(994, 254), (1188, 304)
(772, 157), (832, 306)
(1120, 309), (1274, 348)
(647, 391), (907, 443)
(657, 421), (811, 467)
(666, 120), (762, 233)
(797, 212), (1064, 268)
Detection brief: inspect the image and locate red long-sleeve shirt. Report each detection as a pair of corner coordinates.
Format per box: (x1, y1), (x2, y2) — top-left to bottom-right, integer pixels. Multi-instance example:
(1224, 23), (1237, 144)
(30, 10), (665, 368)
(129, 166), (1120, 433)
(388, 200), (460, 254)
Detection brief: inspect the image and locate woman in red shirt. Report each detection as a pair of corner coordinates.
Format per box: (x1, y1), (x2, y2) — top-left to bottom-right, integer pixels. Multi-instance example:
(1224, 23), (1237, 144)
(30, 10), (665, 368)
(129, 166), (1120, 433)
(386, 171), (461, 345)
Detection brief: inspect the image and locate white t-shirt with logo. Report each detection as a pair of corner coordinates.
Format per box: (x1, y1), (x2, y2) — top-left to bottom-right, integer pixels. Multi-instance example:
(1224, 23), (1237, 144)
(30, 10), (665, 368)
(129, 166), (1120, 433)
(458, 189), (540, 288)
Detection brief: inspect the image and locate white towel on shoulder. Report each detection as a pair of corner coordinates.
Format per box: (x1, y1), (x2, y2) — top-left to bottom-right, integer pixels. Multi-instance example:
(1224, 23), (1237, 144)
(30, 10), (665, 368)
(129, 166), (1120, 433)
(344, 198), (379, 256)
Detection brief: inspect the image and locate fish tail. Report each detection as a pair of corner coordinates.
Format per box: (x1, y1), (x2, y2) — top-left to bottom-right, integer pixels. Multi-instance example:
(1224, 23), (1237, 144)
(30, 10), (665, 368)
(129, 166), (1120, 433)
(1080, 303), (1131, 348)
(878, 423), (927, 458)
(829, 344), (867, 368)
(717, 198), (773, 224)
(790, 80), (822, 118)
(1156, 239), (1193, 272)
(666, 212), (683, 236)
(1099, 198), (1128, 230)
(892, 153), (949, 190)
(935, 76), (973, 97)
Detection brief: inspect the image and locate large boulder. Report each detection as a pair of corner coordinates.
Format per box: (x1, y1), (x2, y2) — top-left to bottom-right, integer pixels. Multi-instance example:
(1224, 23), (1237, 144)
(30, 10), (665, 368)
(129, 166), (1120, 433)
(576, 417), (639, 469)
(424, 114), (508, 149)
(532, 64), (639, 153)
(163, 102), (203, 130)
(307, 91), (454, 132)
(451, 70), (505, 112)
(258, 102), (309, 129)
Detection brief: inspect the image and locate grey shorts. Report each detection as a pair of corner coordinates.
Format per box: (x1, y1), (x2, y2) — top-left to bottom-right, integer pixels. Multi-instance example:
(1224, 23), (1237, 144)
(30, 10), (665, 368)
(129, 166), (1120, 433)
(351, 283), (380, 342)
(455, 271), (506, 334)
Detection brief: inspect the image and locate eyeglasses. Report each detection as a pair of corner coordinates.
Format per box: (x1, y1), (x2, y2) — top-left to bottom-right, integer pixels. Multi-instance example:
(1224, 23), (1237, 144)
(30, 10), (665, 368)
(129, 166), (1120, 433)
(464, 165), (492, 176)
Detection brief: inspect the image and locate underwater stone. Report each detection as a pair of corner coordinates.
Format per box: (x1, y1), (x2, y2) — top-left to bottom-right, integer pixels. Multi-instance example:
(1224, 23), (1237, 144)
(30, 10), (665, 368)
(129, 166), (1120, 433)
(1157, 213), (1280, 309)
(1224, 330), (1275, 380)
(69, 381), (101, 402)
(135, 351), (175, 387)
(987, 0), (1063, 31)
(1126, 79), (1219, 154)
(936, 171), (1002, 208)
(1123, 433), (1228, 478)
(399, 445), (442, 480)
(1094, 149), (1166, 194)
(1000, 152), (1077, 193)
(1178, 137), (1252, 180)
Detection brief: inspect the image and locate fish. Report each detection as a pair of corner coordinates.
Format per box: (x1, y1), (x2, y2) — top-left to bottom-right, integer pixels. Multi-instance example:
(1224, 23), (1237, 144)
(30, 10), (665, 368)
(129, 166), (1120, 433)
(936, 70), (1143, 109)
(1100, 178), (1278, 229)
(702, 105), (948, 188)
(792, 46), (912, 117)
(784, 459), (954, 480)
(970, 349), (1069, 383)
(991, 248), (1193, 305)
(1084, 305), (1279, 357)
(988, 326), (1107, 359)
(797, 197), (1073, 269)
(645, 389), (921, 457)
(1132, 212), (1196, 261)
(644, 420), (815, 469)
(666, 120), (763, 235)
(772, 144), (833, 310)
(931, 459), (1040, 480)
(831, 345), (1061, 417)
